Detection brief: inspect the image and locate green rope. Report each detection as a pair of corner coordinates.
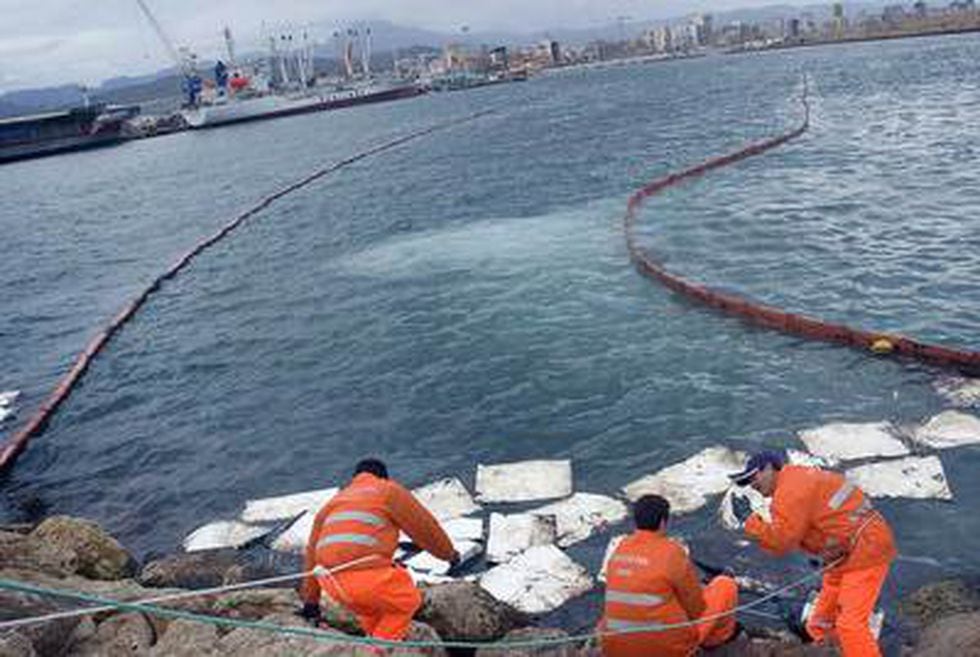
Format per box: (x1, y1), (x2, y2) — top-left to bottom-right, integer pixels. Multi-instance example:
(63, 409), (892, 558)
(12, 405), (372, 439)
(0, 570), (823, 650)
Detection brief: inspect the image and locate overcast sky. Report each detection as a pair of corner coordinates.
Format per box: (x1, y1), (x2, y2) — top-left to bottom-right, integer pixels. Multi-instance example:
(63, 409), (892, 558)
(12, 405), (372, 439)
(1, 0), (815, 93)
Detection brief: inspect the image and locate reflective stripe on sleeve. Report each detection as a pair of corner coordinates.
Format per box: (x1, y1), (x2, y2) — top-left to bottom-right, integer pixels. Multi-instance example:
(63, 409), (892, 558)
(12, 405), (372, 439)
(828, 481), (857, 510)
(323, 511), (386, 527)
(316, 533), (380, 549)
(606, 591), (666, 607)
(606, 618), (666, 631)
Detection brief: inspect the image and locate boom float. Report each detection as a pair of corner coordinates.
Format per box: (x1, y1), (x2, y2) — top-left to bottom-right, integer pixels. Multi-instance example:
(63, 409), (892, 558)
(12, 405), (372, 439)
(624, 82), (980, 376)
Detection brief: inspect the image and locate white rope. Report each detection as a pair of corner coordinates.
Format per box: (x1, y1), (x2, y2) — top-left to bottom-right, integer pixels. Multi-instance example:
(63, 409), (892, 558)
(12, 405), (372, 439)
(0, 554), (378, 631)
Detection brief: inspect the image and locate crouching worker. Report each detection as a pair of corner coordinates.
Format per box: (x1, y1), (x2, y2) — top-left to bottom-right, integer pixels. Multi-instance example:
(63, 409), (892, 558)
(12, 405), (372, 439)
(299, 458), (460, 640)
(729, 450), (896, 657)
(601, 494), (738, 657)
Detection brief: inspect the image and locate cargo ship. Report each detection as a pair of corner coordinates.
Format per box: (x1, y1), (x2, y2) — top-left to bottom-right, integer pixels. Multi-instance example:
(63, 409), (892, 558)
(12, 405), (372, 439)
(0, 104), (139, 164)
(180, 79), (424, 129)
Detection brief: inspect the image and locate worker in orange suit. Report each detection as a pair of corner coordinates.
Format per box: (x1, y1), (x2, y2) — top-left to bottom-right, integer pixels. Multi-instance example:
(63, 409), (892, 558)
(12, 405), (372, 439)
(299, 458), (460, 640)
(602, 494), (739, 657)
(729, 450), (896, 657)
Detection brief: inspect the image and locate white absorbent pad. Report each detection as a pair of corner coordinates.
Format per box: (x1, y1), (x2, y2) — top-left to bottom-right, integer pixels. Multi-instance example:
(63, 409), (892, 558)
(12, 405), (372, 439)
(912, 410), (980, 449)
(241, 487), (338, 523)
(480, 544), (593, 614)
(404, 539), (483, 576)
(413, 477), (481, 519)
(798, 422), (909, 461)
(845, 455), (952, 500)
(0, 390), (18, 423)
(486, 512), (558, 564)
(270, 510), (316, 553)
(529, 493), (628, 547)
(399, 516), (485, 548)
(183, 520), (271, 552)
(933, 376), (980, 407)
(475, 460), (573, 503)
(786, 449), (837, 468)
(622, 446), (747, 513)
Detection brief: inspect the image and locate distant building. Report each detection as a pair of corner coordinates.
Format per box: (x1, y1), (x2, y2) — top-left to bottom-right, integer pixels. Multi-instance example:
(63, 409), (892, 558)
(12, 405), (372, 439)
(652, 25), (673, 52)
(832, 2), (847, 37)
(882, 4), (907, 25)
(489, 46), (508, 70)
(787, 17), (802, 38)
(548, 40), (562, 64)
(690, 13), (714, 46)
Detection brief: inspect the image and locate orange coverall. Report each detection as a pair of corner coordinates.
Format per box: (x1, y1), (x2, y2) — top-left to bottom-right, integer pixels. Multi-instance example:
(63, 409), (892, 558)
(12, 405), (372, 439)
(301, 472), (456, 640)
(744, 465), (897, 657)
(601, 529), (738, 657)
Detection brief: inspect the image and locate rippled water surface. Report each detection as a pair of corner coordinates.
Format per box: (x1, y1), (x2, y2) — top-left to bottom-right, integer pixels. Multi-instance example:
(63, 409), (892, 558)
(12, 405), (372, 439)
(2, 34), (979, 640)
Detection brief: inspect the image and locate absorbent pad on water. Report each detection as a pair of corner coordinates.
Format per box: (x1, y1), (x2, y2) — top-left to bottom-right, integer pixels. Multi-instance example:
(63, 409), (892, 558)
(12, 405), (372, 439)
(911, 410), (980, 449)
(845, 455), (952, 500)
(480, 544), (593, 614)
(798, 422), (909, 461)
(475, 460), (573, 503)
(241, 487), (339, 523)
(412, 477), (481, 520)
(528, 492), (628, 547)
(622, 446), (747, 513)
(183, 520), (272, 552)
(486, 512), (558, 563)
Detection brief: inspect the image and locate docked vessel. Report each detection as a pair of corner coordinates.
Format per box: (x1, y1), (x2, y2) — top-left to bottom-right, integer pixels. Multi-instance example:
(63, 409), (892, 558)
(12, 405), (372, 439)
(180, 79), (424, 129)
(0, 104), (139, 164)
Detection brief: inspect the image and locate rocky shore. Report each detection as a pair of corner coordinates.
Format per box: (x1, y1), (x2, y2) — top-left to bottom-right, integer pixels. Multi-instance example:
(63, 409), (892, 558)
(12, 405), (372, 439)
(1, 516), (977, 656)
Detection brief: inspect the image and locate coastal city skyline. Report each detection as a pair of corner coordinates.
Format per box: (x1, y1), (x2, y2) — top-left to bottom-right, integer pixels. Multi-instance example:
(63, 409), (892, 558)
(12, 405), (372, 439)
(1, 0), (890, 93)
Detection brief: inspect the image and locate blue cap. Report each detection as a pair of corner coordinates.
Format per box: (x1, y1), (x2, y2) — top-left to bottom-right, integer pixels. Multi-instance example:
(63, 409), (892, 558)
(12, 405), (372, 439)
(729, 450), (784, 486)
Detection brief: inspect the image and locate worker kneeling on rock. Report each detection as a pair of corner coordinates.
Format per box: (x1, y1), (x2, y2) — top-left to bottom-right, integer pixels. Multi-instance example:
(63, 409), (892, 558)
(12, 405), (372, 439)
(729, 450), (896, 657)
(300, 458), (460, 640)
(601, 494), (738, 657)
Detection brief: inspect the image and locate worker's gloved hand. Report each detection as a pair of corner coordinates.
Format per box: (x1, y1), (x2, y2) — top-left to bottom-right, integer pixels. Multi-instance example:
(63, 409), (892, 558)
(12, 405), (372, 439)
(819, 541), (849, 565)
(297, 602), (322, 625)
(730, 493), (754, 526)
(445, 550), (464, 578)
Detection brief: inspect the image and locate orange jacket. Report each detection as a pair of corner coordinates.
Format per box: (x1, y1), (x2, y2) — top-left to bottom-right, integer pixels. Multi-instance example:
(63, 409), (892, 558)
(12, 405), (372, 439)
(301, 473), (456, 604)
(745, 465), (897, 573)
(602, 529), (705, 657)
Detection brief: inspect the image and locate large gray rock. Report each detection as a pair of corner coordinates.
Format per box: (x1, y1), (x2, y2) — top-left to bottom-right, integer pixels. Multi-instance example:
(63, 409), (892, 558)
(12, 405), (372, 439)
(0, 531), (76, 577)
(908, 611), (980, 657)
(0, 632), (37, 657)
(397, 621), (448, 657)
(207, 588), (298, 621)
(0, 588), (81, 656)
(218, 611), (371, 656)
(139, 552), (239, 590)
(704, 637), (838, 656)
(66, 613), (156, 657)
(475, 627), (586, 657)
(900, 579), (980, 629)
(148, 619), (220, 657)
(31, 517), (136, 581)
(417, 581), (527, 642)
(139, 551), (283, 591)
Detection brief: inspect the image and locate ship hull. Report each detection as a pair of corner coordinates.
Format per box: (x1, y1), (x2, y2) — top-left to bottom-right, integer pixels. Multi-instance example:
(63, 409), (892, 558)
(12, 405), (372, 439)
(181, 83), (424, 129)
(0, 106), (133, 164)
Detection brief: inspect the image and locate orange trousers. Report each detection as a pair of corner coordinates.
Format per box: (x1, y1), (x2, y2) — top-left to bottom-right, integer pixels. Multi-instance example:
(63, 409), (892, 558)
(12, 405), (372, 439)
(697, 575), (739, 648)
(317, 565), (422, 640)
(601, 575), (738, 657)
(806, 562), (890, 657)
